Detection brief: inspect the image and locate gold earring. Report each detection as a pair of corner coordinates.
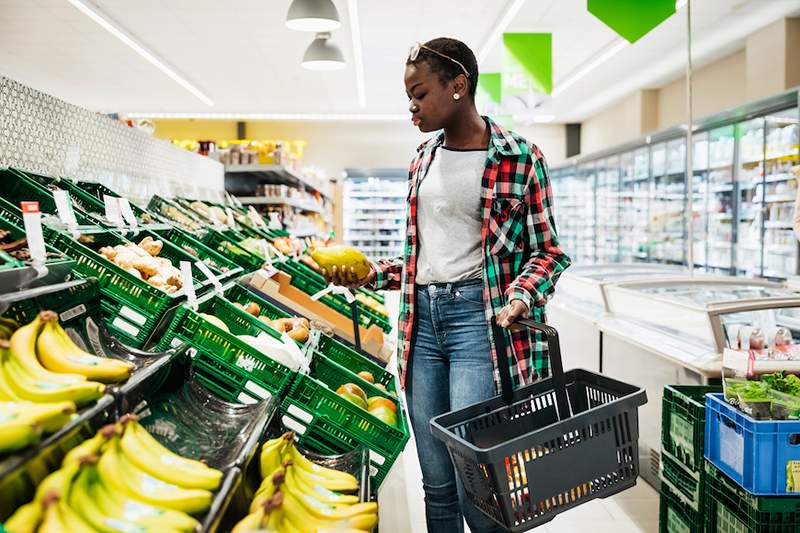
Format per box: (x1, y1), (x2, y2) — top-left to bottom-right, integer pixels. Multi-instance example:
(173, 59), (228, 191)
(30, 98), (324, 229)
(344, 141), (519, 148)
(453, 93), (460, 100)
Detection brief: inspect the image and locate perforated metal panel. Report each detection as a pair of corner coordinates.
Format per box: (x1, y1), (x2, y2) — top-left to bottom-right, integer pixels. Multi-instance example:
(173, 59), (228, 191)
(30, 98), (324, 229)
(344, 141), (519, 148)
(0, 76), (224, 204)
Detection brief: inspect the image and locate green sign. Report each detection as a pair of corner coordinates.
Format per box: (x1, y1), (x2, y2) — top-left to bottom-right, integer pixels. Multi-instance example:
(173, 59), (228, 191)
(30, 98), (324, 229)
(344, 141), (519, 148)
(588, 0), (676, 44)
(477, 73), (502, 105)
(502, 33), (552, 96)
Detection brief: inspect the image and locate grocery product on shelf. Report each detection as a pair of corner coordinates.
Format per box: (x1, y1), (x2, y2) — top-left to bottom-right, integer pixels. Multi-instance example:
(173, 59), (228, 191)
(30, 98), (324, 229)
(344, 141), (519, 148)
(342, 175), (405, 261)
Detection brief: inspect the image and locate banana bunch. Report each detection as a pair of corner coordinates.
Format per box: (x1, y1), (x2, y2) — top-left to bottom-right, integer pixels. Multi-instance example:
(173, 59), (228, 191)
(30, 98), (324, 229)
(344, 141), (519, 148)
(4, 416), (224, 533)
(0, 400), (75, 454)
(232, 432), (378, 532)
(0, 316), (20, 340)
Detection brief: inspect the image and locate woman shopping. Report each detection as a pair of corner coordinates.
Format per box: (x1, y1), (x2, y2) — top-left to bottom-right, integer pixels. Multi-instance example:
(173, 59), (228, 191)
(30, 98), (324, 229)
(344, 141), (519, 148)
(324, 37), (571, 533)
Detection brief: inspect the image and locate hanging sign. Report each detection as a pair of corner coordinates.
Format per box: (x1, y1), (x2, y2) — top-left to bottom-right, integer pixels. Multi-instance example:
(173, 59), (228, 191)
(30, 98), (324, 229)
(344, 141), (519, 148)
(502, 33), (552, 96)
(587, 0), (676, 44)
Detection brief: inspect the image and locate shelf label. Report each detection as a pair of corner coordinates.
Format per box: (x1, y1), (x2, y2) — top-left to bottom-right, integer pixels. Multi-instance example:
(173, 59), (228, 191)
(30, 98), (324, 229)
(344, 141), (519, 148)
(180, 261), (197, 310)
(20, 202), (46, 265)
(369, 449), (386, 466)
(59, 304), (87, 322)
(119, 305), (147, 326)
(195, 260), (222, 294)
(52, 190), (78, 229)
(244, 380), (271, 401)
(281, 415), (307, 435)
(248, 206), (267, 229)
(286, 404), (314, 424)
(268, 212), (282, 229)
(103, 195), (125, 227)
(225, 207), (235, 228)
(237, 391), (259, 405)
(111, 317), (140, 338)
(118, 198), (139, 227)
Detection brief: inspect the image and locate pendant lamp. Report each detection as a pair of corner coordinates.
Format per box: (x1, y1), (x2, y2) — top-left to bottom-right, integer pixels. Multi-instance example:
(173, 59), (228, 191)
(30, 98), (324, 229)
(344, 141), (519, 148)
(286, 0), (341, 32)
(302, 32), (345, 71)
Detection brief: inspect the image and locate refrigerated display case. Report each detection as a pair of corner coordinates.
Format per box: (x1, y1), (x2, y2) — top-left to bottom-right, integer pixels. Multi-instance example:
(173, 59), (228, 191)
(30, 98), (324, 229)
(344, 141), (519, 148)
(551, 164), (595, 264)
(598, 277), (794, 488)
(706, 125), (736, 272)
(342, 172), (406, 260)
(619, 148), (650, 262)
(736, 117), (765, 277)
(650, 138), (686, 265)
(691, 132), (709, 270)
(595, 158), (620, 263)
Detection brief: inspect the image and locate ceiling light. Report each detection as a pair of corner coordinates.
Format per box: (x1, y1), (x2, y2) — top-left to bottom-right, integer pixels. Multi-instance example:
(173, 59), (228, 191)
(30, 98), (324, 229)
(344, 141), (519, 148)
(551, 39), (628, 97)
(347, 0), (366, 108)
(302, 33), (346, 71)
(124, 112), (408, 121)
(65, 0), (213, 106)
(286, 0), (341, 32)
(477, 0), (526, 65)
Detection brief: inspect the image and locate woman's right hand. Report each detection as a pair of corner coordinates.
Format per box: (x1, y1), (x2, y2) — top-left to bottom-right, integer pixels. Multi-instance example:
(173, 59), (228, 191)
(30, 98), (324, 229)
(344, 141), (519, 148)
(321, 264), (376, 289)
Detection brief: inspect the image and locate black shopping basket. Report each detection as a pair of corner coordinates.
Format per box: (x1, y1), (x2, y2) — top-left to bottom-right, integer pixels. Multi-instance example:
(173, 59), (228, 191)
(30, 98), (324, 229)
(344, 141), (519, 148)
(430, 319), (647, 532)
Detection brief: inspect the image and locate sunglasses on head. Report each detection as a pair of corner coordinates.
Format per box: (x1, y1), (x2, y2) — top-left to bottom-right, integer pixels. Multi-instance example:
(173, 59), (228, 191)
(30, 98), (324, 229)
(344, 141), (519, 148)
(408, 42), (470, 78)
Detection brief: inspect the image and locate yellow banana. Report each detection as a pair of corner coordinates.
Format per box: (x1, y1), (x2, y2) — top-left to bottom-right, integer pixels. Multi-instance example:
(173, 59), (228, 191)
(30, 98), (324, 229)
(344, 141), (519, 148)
(7, 315), (86, 384)
(37, 497), (68, 533)
(0, 417), (40, 454)
(287, 443), (359, 492)
(0, 400), (76, 433)
(283, 466), (377, 522)
(0, 366), (20, 400)
(69, 466), (183, 533)
(58, 498), (97, 533)
(2, 355), (105, 406)
(63, 424), (118, 467)
(34, 461), (81, 504)
(97, 437), (214, 514)
(280, 515), (303, 533)
(118, 418), (222, 491)
(36, 319), (134, 383)
(288, 466), (359, 505)
(231, 507), (266, 533)
(250, 467), (286, 513)
(87, 464), (200, 532)
(260, 433), (291, 478)
(282, 489), (377, 532)
(262, 493), (285, 531)
(3, 500), (41, 533)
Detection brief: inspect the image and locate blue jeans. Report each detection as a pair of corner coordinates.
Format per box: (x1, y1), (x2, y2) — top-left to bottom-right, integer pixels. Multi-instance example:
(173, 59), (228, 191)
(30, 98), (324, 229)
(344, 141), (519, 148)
(406, 280), (504, 533)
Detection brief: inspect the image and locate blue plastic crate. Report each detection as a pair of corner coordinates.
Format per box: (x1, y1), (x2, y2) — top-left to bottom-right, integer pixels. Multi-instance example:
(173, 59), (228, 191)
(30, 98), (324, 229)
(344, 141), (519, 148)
(704, 393), (800, 496)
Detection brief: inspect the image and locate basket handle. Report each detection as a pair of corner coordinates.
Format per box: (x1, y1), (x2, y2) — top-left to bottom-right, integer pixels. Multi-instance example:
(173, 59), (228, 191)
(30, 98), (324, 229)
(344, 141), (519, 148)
(491, 317), (570, 417)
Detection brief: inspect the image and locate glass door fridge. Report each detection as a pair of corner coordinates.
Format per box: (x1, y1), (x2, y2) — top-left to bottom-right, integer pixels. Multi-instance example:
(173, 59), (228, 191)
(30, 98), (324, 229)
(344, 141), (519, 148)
(551, 165), (595, 264)
(735, 117), (766, 277)
(691, 132), (709, 270)
(619, 148), (651, 262)
(650, 139), (687, 264)
(595, 157), (620, 263)
(706, 125), (735, 272)
(761, 107), (799, 278)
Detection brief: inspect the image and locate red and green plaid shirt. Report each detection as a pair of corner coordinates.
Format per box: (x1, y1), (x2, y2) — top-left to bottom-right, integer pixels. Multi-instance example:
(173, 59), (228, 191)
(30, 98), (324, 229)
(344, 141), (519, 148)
(372, 117), (571, 391)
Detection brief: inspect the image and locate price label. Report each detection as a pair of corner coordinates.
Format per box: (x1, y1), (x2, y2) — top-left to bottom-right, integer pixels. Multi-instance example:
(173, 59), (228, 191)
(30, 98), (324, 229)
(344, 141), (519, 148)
(52, 190), (78, 228)
(20, 202), (47, 265)
(118, 198), (138, 227)
(103, 195), (124, 227)
(248, 206), (267, 229)
(180, 261), (197, 310)
(195, 260), (222, 294)
(268, 212), (282, 229)
(225, 207), (235, 228)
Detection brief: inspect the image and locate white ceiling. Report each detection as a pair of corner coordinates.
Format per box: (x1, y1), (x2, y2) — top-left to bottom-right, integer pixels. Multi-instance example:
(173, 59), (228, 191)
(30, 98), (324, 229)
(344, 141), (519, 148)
(1, 0), (799, 122)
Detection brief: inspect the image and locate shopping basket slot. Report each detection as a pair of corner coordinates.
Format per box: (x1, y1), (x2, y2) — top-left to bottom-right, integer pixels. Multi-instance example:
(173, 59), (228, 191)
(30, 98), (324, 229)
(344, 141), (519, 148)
(431, 318), (647, 532)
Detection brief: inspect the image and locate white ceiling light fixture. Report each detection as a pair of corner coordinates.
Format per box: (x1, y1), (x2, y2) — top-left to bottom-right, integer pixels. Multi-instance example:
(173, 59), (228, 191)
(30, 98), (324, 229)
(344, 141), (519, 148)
(65, 0), (213, 106)
(124, 112), (408, 122)
(286, 0), (341, 32)
(302, 32), (346, 71)
(551, 38), (628, 97)
(477, 0), (526, 65)
(347, 0), (366, 108)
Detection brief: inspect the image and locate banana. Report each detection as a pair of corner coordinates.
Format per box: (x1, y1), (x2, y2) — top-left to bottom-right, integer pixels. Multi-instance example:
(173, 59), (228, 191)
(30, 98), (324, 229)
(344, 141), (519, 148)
(287, 443), (359, 492)
(87, 464), (200, 532)
(36, 318), (134, 383)
(97, 437), (214, 514)
(0, 400), (76, 433)
(3, 500), (41, 533)
(38, 497), (68, 533)
(63, 424), (118, 467)
(118, 418), (222, 491)
(260, 433), (291, 478)
(283, 466), (377, 522)
(0, 366), (20, 400)
(2, 355), (105, 406)
(287, 465), (359, 505)
(70, 466), (183, 533)
(231, 507), (266, 533)
(34, 461), (81, 504)
(0, 417), (40, 454)
(7, 315), (86, 384)
(250, 467), (286, 513)
(282, 489), (377, 532)
(57, 498), (97, 533)
(262, 493), (285, 531)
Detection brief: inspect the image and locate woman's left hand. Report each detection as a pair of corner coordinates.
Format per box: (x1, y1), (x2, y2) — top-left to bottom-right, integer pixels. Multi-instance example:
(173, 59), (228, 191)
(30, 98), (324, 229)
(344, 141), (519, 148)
(497, 299), (529, 328)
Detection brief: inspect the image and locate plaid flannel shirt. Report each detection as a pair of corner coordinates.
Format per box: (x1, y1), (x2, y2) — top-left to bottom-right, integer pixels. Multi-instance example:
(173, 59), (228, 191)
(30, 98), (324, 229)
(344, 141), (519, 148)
(372, 117), (571, 391)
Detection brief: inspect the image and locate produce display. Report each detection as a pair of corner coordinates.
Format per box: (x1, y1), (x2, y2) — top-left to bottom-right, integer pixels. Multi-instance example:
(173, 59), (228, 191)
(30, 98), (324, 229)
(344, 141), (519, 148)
(99, 236), (184, 294)
(3, 415), (223, 532)
(234, 300), (311, 343)
(179, 244), (230, 273)
(231, 432), (376, 533)
(355, 293), (388, 319)
(0, 230), (65, 263)
(189, 201), (229, 227)
(725, 371), (800, 419)
(152, 201), (205, 233)
(336, 381), (398, 427)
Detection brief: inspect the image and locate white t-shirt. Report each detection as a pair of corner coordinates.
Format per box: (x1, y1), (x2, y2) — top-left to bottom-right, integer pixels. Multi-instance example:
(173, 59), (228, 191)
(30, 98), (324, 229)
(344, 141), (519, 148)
(415, 146), (487, 284)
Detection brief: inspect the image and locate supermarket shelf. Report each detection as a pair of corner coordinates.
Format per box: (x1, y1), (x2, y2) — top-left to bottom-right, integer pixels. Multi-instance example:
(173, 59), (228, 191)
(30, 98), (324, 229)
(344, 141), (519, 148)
(236, 195), (324, 213)
(763, 194), (796, 203)
(346, 191), (406, 198)
(764, 221), (794, 229)
(764, 173), (794, 183)
(225, 164), (331, 201)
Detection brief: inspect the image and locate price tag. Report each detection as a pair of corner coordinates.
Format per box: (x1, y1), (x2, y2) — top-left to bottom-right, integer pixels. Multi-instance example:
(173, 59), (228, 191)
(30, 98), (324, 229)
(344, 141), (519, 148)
(103, 195), (125, 227)
(118, 198), (138, 227)
(225, 207), (235, 228)
(20, 202), (47, 266)
(260, 239), (271, 262)
(268, 212), (282, 229)
(195, 260), (223, 294)
(180, 261), (197, 310)
(248, 206), (267, 229)
(52, 190), (78, 228)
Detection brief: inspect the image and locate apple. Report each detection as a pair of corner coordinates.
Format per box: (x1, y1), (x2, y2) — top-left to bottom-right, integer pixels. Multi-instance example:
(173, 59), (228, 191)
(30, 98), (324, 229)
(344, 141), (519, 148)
(367, 397), (397, 414)
(369, 405), (397, 426)
(337, 390), (368, 410)
(373, 383), (388, 393)
(336, 383), (367, 402)
(357, 371), (375, 384)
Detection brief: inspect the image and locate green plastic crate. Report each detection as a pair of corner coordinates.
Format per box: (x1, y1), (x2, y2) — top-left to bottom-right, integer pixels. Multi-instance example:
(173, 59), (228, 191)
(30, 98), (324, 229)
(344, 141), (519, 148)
(201, 230), (266, 272)
(157, 294), (295, 397)
(190, 349), (276, 405)
(50, 230), (214, 346)
(149, 227), (243, 285)
(225, 282), (396, 392)
(3, 278), (100, 326)
(52, 179), (172, 230)
(662, 385), (721, 473)
(661, 450), (703, 511)
(660, 480), (704, 533)
(704, 461), (800, 532)
(147, 195), (207, 234)
(281, 355), (409, 488)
